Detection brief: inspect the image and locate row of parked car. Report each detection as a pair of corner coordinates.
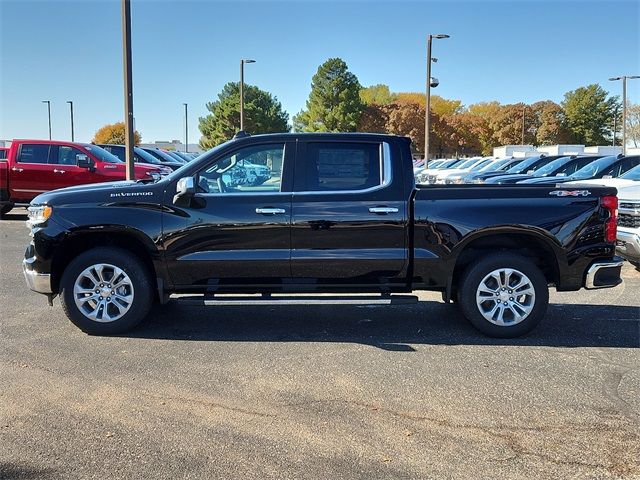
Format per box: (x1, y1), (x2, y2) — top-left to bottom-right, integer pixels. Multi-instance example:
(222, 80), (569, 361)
(414, 153), (640, 270)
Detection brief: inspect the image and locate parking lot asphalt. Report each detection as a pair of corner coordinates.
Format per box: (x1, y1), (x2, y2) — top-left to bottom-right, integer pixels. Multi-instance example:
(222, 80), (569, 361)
(1, 210), (639, 480)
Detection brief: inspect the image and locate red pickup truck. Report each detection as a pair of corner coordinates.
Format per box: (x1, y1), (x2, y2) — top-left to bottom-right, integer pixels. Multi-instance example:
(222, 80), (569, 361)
(0, 140), (163, 217)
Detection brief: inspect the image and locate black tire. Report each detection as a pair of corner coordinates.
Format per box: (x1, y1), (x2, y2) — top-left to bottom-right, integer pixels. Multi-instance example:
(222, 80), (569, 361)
(0, 204), (12, 219)
(60, 247), (153, 335)
(458, 253), (549, 338)
(631, 260), (640, 272)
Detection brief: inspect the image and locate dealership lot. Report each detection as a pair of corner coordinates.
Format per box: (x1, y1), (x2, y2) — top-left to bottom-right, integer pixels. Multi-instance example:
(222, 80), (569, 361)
(1, 210), (639, 479)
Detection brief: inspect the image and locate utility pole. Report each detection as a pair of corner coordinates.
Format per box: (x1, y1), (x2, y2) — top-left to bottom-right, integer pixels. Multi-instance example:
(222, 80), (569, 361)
(521, 105), (525, 145)
(183, 103), (188, 153)
(121, 0), (135, 180)
(42, 100), (51, 140)
(66, 101), (74, 142)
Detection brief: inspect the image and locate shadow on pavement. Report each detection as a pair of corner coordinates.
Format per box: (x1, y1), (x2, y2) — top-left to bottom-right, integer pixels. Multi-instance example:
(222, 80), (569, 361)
(127, 300), (640, 349)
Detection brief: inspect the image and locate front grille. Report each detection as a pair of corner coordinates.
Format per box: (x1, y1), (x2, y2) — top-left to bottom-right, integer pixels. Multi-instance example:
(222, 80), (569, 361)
(619, 213), (640, 229)
(619, 201), (640, 210)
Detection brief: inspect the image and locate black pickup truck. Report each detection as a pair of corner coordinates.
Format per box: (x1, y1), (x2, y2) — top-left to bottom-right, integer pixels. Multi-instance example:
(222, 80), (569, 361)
(22, 132), (623, 338)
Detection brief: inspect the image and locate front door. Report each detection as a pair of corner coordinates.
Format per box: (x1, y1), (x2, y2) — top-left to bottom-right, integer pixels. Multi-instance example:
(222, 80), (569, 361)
(290, 140), (409, 286)
(164, 141), (294, 288)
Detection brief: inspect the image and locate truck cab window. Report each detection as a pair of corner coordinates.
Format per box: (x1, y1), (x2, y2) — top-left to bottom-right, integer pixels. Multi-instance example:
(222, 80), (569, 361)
(199, 143), (283, 194)
(304, 142), (381, 192)
(56, 146), (84, 165)
(18, 144), (52, 164)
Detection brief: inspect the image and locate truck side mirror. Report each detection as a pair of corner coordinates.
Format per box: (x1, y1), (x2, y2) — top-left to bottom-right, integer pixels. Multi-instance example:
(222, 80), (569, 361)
(76, 154), (95, 171)
(173, 176), (196, 205)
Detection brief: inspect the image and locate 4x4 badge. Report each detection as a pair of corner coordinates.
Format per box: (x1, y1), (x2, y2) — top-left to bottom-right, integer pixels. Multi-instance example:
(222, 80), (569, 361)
(549, 190), (591, 197)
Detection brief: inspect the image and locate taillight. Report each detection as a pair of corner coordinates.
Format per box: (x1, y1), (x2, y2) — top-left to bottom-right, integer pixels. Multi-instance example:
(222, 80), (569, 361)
(601, 195), (618, 243)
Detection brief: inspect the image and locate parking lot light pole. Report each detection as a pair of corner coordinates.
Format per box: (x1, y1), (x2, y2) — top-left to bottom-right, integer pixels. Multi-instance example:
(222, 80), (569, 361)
(612, 106), (618, 146)
(183, 103), (188, 153)
(425, 34), (449, 167)
(121, 0), (135, 181)
(42, 100), (51, 140)
(66, 101), (74, 142)
(609, 75), (640, 155)
(240, 59), (255, 132)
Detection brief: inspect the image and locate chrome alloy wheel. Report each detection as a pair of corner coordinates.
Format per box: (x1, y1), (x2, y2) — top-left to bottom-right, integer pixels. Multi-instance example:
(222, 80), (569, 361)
(475, 268), (535, 326)
(73, 263), (134, 322)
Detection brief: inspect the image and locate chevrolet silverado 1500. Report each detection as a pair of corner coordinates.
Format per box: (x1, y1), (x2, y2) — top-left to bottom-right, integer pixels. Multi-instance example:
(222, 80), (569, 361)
(22, 132), (623, 337)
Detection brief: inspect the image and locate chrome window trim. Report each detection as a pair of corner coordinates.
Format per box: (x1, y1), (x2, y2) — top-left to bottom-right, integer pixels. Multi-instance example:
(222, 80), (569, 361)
(294, 141), (391, 196)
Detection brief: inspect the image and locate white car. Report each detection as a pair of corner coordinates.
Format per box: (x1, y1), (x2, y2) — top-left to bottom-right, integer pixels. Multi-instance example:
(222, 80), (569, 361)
(562, 168), (639, 189)
(616, 184), (640, 270)
(433, 157), (492, 184)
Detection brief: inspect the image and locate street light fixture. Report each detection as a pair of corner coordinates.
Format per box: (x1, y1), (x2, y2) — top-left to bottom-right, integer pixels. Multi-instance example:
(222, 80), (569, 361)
(240, 59), (256, 131)
(609, 75), (640, 155)
(42, 100), (51, 140)
(66, 101), (74, 142)
(425, 34), (449, 167)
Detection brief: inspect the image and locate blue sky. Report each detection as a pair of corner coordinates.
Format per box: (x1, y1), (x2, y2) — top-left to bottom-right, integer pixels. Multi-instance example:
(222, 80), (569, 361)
(1, 0), (639, 144)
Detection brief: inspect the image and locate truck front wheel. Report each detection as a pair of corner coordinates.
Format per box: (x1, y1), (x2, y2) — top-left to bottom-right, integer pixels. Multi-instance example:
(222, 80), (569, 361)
(458, 253), (549, 338)
(60, 247), (153, 335)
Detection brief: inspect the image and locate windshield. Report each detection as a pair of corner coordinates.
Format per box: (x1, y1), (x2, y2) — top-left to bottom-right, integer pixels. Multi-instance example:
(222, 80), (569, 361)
(161, 139), (235, 182)
(566, 156), (616, 179)
(82, 144), (122, 163)
(620, 164), (640, 180)
(134, 147), (163, 164)
(456, 159), (480, 169)
(533, 156), (571, 176)
(505, 156), (544, 174)
(470, 159), (493, 171)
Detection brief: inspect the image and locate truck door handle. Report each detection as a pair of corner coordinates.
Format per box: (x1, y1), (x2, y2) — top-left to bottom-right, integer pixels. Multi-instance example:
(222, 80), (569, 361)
(11, 167), (24, 173)
(53, 169), (66, 174)
(369, 207), (399, 214)
(255, 207), (286, 215)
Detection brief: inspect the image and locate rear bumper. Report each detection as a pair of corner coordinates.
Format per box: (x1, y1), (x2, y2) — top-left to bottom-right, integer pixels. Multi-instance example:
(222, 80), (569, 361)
(616, 228), (640, 263)
(23, 259), (52, 294)
(584, 258), (624, 289)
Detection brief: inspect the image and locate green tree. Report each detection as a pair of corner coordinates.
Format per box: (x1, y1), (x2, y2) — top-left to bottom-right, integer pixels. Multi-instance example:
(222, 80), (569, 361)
(531, 100), (572, 145)
(360, 84), (395, 105)
(294, 58), (364, 132)
(562, 84), (620, 145)
(92, 122), (141, 145)
(490, 103), (536, 146)
(624, 103), (639, 148)
(199, 82), (289, 149)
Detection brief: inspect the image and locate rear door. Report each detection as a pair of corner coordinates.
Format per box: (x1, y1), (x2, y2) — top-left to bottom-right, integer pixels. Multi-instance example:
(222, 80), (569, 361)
(9, 143), (56, 201)
(290, 139), (409, 286)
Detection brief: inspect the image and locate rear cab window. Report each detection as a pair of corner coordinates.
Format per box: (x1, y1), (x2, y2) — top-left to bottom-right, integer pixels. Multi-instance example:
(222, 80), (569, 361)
(297, 142), (385, 192)
(17, 144), (53, 164)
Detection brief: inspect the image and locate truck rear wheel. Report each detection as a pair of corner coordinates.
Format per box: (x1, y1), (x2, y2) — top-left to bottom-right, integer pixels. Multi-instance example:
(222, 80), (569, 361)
(458, 253), (549, 338)
(60, 247), (153, 335)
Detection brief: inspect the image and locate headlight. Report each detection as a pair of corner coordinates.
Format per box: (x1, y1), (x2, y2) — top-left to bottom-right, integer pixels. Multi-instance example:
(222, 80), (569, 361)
(27, 205), (52, 227)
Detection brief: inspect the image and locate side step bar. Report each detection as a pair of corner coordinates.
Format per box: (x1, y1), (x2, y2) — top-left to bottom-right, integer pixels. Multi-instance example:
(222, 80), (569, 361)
(175, 294), (419, 306)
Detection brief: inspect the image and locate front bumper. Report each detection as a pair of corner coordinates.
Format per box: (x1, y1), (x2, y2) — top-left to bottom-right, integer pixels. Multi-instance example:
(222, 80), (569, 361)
(616, 228), (640, 263)
(23, 259), (52, 294)
(584, 258), (624, 289)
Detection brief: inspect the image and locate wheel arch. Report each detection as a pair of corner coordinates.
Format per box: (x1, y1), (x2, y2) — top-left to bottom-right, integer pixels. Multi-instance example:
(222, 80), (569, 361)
(450, 227), (564, 296)
(51, 227), (163, 295)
